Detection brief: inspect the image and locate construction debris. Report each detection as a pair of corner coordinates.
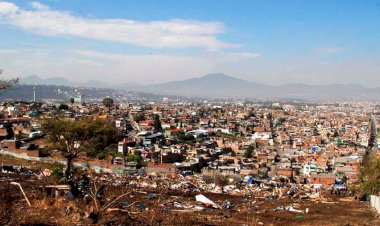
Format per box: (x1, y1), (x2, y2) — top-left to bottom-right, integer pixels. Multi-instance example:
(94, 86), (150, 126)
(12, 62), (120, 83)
(195, 194), (220, 209)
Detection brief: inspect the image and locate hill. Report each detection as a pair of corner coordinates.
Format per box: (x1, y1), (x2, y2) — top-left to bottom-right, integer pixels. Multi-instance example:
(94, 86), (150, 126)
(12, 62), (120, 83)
(129, 73), (380, 100)
(18, 74), (380, 100)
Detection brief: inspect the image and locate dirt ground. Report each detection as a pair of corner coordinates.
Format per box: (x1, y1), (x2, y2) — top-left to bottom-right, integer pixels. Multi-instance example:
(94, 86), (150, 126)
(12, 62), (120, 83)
(1, 155), (379, 226)
(1, 175), (379, 226)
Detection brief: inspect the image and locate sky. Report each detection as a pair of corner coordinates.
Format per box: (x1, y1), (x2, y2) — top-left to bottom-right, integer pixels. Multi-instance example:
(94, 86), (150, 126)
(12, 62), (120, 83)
(0, 0), (380, 87)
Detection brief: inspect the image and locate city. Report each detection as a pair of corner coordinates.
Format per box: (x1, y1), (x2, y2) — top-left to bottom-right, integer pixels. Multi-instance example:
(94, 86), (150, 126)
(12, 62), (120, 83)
(1, 93), (379, 225)
(1, 1), (380, 225)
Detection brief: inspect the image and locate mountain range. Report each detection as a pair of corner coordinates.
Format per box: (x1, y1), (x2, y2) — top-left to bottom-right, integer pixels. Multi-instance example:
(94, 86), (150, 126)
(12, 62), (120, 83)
(21, 74), (380, 100)
(128, 73), (380, 100)
(21, 75), (137, 89)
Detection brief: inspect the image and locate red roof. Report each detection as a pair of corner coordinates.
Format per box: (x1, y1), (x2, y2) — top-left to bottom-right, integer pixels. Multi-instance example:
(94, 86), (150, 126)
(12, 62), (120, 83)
(0, 117), (29, 122)
(139, 120), (153, 125)
(169, 128), (183, 133)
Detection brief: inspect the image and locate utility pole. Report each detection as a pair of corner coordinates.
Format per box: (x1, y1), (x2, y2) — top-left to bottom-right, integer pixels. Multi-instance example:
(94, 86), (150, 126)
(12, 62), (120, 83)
(160, 148), (163, 164)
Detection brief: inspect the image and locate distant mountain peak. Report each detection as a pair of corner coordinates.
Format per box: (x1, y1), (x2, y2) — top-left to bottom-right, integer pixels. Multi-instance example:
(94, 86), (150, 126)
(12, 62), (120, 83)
(202, 73), (228, 77)
(200, 73), (240, 80)
(25, 75), (40, 79)
(21, 75), (44, 85)
(21, 75), (110, 88)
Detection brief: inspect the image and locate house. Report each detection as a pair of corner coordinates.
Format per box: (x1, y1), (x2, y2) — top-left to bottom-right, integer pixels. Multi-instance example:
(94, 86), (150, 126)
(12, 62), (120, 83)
(118, 139), (136, 154)
(303, 163), (318, 176)
(144, 133), (165, 146)
(201, 141), (217, 149)
(310, 173), (336, 185)
(145, 162), (176, 175)
(277, 168), (293, 178)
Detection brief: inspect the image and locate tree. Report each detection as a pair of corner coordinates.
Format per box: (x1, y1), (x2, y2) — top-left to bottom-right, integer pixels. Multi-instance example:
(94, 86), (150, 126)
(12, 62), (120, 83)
(58, 104), (69, 111)
(333, 130), (339, 138)
(102, 97), (114, 108)
(4, 121), (14, 139)
(176, 132), (195, 142)
(289, 137), (294, 147)
(127, 150), (143, 163)
(153, 114), (162, 133)
(341, 175), (349, 184)
(69, 97), (75, 105)
(41, 117), (117, 196)
(0, 70), (19, 91)
(290, 157), (297, 182)
(244, 147), (254, 158)
(133, 115), (145, 122)
(358, 153), (380, 195)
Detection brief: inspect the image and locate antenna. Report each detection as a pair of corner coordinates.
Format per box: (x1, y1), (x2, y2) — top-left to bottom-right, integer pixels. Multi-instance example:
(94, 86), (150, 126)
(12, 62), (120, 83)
(33, 86), (36, 102)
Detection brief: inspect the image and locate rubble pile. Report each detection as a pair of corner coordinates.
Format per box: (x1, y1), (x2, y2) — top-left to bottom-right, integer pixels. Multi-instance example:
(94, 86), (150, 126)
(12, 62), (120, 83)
(122, 174), (324, 201)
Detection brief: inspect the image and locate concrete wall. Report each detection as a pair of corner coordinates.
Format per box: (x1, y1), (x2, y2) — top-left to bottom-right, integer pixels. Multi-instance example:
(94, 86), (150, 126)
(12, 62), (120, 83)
(1, 149), (125, 174)
(370, 195), (380, 215)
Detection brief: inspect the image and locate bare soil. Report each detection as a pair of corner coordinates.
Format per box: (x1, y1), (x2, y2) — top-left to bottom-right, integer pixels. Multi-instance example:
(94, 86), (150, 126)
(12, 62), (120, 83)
(1, 155), (379, 226)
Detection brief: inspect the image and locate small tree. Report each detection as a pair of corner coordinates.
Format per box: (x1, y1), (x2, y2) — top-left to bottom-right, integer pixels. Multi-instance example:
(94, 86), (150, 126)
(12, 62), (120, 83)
(41, 117), (117, 196)
(4, 121), (14, 139)
(341, 175), (349, 184)
(58, 104), (69, 111)
(102, 97), (114, 108)
(358, 153), (380, 195)
(127, 150), (143, 163)
(290, 157), (297, 182)
(289, 137), (294, 147)
(133, 115), (145, 122)
(69, 97), (75, 105)
(244, 147), (254, 158)
(0, 70), (19, 91)
(153, 114), (162, 133)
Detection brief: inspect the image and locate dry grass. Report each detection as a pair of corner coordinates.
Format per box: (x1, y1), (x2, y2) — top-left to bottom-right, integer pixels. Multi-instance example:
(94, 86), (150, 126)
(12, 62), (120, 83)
(33, 196), (49, 209)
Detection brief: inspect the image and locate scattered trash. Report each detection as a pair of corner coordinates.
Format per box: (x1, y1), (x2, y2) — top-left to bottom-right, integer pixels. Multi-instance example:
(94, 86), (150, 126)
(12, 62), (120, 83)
(66, 191), (74, 200)
(195, 194), (220, 209)
(169, 202), (205, 212)
(322, 201), (339, 204)
(221, 200), (234, 209)
(286, 206), (304, 213)
(309, 193), (320, 199)
(64, 206), (72, 215)
(10, 181), (31, 206)
(296, 215), (304, 219)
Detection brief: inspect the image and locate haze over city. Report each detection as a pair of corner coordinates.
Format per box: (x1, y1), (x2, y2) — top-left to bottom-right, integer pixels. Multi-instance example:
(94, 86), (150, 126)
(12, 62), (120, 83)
(1, 0), (380, 87)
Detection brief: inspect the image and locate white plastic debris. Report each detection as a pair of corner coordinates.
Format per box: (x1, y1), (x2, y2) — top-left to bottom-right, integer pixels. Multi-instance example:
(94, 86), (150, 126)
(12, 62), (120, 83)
(286, 206), (304, 213)
(195, 194), (220, 208)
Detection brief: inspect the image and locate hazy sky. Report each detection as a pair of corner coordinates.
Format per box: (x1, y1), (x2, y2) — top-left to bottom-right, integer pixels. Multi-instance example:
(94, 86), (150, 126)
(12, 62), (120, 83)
(0, 0), (380, 87)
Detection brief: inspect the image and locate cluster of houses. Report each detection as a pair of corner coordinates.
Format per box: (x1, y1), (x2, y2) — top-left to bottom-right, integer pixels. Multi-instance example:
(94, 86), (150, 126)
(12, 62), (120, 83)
(1, 99), (379, 188)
